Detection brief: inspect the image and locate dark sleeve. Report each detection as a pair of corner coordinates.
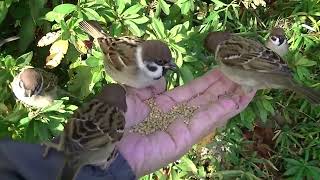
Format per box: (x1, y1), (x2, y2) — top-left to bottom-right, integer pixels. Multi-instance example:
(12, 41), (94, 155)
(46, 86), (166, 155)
(0, 139), (136, 180)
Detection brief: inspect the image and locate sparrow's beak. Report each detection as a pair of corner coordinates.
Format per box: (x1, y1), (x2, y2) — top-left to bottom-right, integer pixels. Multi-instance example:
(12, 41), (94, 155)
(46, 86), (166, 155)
(164, 61), (178, 71)
(25, 89), (33, 97)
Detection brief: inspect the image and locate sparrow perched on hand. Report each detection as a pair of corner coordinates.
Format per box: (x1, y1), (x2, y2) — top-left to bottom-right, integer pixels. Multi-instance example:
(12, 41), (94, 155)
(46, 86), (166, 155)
(11, 67), (58, 108)
(265, 27), (288, 57)
(79, 20), (177, 89)
(204, 31), (320, 104)
(42, 84), (127, 180)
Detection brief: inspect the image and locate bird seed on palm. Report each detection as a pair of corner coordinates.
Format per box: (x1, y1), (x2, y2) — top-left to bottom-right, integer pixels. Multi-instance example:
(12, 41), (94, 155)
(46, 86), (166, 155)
(129, 98), (199, 135)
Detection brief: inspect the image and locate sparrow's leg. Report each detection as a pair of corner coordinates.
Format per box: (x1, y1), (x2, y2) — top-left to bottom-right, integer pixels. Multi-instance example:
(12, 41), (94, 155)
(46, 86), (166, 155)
(241, 85), (255, 95)
(42, 136), (65, 158)
(100, 148), (118, 169)
(218, 93), (240, 109)
(217, 84), (250, 109)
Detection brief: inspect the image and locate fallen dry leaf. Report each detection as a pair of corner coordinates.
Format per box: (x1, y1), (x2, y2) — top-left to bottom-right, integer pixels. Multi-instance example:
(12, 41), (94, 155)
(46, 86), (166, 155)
(37, 31), (61, 47)
(45, 40), (68, 69)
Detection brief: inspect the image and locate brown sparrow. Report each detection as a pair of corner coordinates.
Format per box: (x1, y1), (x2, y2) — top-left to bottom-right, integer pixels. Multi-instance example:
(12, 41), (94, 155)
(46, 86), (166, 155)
(11, 67), (58, 108)
(79, 20), (177, 89)
(42, 84), (127, 180)
(204, 31), (320, 104)
(265, 27), (288, 57)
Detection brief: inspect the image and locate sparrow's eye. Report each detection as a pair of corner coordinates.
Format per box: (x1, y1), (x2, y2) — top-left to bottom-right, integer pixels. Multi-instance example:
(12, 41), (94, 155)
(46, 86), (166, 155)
(19, 81), (24, 88)
(155, 59), (165, 65)
(146, 64), (158, 72)
(271, 36), (278, 42)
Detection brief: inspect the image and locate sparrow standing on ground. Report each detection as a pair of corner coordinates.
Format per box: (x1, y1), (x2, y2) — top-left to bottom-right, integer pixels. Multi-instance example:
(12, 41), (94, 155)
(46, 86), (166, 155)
(42, 84), (127, 180)
(79, 21), (177, 89)
(204, 31), (320, 104)
(265, 27), (288, 57)
(11, 67), (58, 108)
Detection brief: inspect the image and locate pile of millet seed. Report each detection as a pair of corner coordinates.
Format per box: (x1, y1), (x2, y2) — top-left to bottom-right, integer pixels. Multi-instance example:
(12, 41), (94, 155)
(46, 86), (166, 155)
(129, 98), (199, 135)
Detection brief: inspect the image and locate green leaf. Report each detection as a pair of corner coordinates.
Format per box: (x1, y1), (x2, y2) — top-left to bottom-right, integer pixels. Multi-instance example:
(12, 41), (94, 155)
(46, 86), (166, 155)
(240, 106), (255, 129)
(19, 117), (31, 126)
(4, 55), (16, 68)
(151, 18), (166, 39)
(30, 0), (46, 22)
(124, 20), (142, 36)
(111, 22), (123, 36)
(296, 66), (309, 80)
(198, 166), (206, 178)
(85, 56), (101, 67)
(53, 4), (77, 15)
(116, 0), (126, 15)
(16, 51), (33, 67)
(34, 121), (49, 141)
(262, 99), (274, 114)
(42, 100), (64, 113)
(181, 1), (191, 15)
(18, 16), (35, 52)
(44, 11), (59, 22)
(122, 4), (142, 17)
(123, 13), (140, 19)
(285, 158), (302, 166)
(83, 8), (105, 21)
(308, 166), (320, 178)
(0, 0), (13, 24)
(180, 156), (197, 174)
(179, 65), (194, 84)
(131, 16), (149, 24)
(91, 68), (103, 87)
(159, 0), (170, 15)
(68, 66), (93, 99)
(295, 58), (317, 67)
(284, 166), (301, 176)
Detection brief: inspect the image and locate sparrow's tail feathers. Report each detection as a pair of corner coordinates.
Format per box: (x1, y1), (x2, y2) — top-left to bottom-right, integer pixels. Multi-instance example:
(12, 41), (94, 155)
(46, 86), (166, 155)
(57, 160), (80, 180)
(292, 85), (320, 105)
(79, 21), (106, 39)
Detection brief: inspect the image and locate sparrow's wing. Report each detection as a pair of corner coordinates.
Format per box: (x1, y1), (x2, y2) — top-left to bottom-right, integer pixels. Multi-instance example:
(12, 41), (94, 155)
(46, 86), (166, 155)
(79, 20), (143, 71)
(218, 35), (292, 76)
(34, 68), (58, 92)
(64, 100), (125, 153)
(79, 21), (108, 39)
(98, 36), (143, 71)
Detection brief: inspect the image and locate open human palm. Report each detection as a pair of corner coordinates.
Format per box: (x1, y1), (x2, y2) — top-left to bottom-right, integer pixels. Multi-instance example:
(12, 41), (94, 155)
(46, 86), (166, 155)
(118, 69), (255, 177)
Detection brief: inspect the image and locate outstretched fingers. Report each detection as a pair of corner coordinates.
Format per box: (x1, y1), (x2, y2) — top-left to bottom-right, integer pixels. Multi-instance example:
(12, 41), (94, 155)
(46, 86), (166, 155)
(155, 69), (227, 112)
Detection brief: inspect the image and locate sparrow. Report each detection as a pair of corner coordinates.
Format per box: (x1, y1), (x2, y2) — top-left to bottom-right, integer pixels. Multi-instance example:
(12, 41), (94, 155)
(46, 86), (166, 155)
(265, 27), (288, 57)
(42, 83), (127, 180)
(79, 20), (177, 89)
(204, 31), (320, 104)
(11, 67), (58, 108)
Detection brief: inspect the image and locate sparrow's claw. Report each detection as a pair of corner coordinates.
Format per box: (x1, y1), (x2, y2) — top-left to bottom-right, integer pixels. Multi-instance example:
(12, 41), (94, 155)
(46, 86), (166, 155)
(41, 141), (63, 158)
(217, 91), (232, 100)
(218, 91), (240, 110)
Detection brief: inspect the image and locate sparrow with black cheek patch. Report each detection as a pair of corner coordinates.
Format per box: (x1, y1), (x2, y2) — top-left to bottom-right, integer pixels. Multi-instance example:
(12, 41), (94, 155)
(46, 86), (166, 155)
(79, 20), (177, 89)
(265, 27), (289, 57)
(42, 84), (127, 180)
(204, 31), (320, 104)
(11, 67), (58, 108)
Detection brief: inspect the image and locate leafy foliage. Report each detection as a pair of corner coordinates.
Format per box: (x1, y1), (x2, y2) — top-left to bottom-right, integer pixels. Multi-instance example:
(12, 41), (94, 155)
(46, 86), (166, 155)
(1, 0), (320, 179)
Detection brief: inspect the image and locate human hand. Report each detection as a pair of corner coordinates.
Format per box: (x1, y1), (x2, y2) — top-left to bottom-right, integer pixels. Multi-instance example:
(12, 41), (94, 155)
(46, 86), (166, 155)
(118, 69), (256, 177)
